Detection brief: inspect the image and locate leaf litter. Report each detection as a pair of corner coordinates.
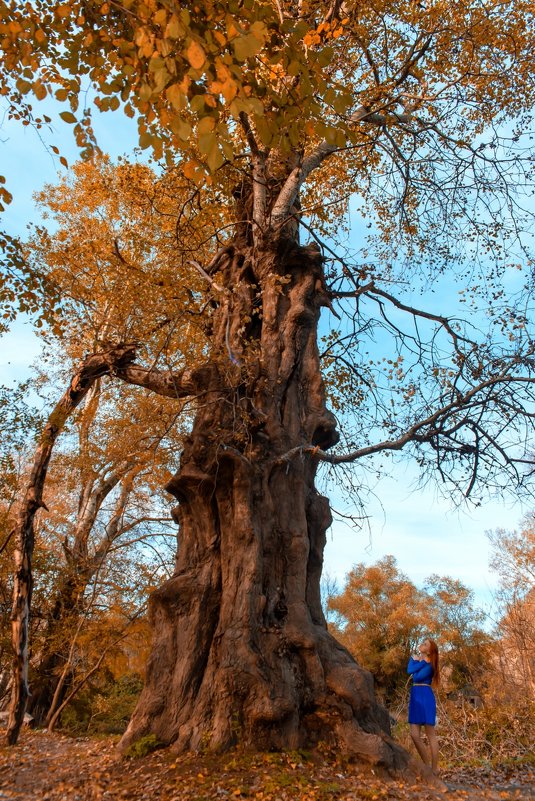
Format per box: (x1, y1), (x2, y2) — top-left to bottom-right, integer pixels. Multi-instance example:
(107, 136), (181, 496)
(0, 731), (533, 801)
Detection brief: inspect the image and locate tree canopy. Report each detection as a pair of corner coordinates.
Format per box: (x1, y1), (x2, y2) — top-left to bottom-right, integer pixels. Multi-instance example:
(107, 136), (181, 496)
(2, 0), (535, 238)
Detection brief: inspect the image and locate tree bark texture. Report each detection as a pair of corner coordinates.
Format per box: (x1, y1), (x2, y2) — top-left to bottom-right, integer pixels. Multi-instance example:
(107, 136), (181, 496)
(6, 345), (136, 745)
(120, 238), (406, 768)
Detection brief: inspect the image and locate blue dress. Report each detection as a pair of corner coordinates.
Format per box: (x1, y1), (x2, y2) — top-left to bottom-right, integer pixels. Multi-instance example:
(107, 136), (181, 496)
(407, 657), (436, 725)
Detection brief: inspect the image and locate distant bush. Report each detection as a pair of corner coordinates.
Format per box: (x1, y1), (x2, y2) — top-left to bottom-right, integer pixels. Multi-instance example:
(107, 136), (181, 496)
(58, 672), (144, 735)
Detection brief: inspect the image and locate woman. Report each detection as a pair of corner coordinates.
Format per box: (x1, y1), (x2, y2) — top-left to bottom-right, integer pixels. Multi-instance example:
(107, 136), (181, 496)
(407, 638), (440, 773)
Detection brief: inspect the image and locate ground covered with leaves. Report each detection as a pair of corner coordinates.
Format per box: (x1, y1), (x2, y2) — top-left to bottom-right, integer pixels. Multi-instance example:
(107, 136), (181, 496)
(1, 730), (534, 801)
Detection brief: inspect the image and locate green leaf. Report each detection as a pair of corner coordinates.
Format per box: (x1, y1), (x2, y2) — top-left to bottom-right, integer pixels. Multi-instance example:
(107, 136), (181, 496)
(166, 14), (185, 39)
(170, 118), (192, 141)
(166, 84), (187, 111)
(317, 46), (334, 68)
(198, 131), (217, 156)
(197, 116), (215, 135)
(244, 97), (265, 117)
(139, 83), (153, 101)
(190, 94), (206, 113)
(254, 116), (273, 147)
(206, 143), (224, 173)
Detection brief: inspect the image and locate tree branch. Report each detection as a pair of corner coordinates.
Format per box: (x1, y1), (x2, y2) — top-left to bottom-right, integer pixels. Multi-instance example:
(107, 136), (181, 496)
(277, 372), (535, 468)
(270, 106), (411, 225)
(114, 362), (213, 399)
(239, 112), (268, 239)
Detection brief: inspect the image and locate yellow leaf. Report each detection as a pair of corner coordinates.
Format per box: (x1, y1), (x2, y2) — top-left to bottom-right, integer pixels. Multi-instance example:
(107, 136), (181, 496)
(182, 160), (198, 179)
(198, 131), (217, 156)
(226, 19), (240, 40)
(15, 78), (32, 94)
(185, 39), (206, 70)
(206, 143), (224, 173)
(166, 14), (184, 40)
(33, 81), (47, 100)
(171, 118), (192, 141)
(232, 34), (262, 62)
(139, 132), (153, 149)
(153, 8), (167, 26)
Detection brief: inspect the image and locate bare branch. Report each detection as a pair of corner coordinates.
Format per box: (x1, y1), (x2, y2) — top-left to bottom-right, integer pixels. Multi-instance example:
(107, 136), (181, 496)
(277, 372), (535, 469)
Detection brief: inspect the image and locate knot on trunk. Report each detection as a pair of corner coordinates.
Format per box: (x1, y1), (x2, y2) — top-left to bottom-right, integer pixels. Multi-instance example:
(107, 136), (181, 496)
(312, 411), (340, 450)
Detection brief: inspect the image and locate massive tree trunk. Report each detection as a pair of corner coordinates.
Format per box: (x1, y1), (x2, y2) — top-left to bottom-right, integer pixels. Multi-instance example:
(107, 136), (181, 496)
(120, 233), (406, 768)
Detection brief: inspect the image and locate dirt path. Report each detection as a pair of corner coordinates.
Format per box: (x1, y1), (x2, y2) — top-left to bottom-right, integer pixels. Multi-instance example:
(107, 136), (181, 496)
(0, 731), (533, 801)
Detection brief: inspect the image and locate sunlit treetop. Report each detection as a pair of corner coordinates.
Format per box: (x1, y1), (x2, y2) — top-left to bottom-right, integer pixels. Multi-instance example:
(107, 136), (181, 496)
(1, 0), (535, 331)
(1, 0), (534, 186)
(27, 157), (232, 360)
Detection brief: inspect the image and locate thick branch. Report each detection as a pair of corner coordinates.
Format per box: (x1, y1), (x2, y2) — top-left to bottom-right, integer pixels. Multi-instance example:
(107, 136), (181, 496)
(239, 112), (268, 238)
(278, 372), (535, 468)
(115, 362), (212, 398)
(270, 106), (410, 225)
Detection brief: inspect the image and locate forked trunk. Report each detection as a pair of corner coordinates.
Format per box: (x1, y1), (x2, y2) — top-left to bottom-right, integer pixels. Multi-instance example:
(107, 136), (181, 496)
(120, 236), (405, 767)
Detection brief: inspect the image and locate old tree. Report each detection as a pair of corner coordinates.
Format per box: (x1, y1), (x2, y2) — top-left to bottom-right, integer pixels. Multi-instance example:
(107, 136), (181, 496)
(3, 0), (535, 765)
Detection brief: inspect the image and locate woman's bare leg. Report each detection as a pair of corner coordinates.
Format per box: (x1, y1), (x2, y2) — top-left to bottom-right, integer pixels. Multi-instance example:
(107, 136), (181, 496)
(424, 724), (439, 772)
(410, 723), (430, 765)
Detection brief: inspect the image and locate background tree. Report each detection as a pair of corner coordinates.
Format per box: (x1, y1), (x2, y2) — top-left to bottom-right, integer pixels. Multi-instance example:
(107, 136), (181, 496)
(3, 158), (210, 728)
(327, 558), (492, 706)
(0, 383), (42, 706)
(424, 575), (493, 691)
(327, 556), (432, 705)
(25, 384), (180, 727)
(488, 520), (535, 701)
(2, 0), (535, 764)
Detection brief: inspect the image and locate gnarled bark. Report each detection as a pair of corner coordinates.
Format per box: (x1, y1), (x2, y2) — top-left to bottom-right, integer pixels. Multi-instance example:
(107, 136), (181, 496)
(120, 237), (406, 768)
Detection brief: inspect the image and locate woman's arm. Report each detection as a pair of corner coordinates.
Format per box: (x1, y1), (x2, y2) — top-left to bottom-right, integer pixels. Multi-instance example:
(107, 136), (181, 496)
(407, 658), (433, 682)
(407, 656), (422, 675)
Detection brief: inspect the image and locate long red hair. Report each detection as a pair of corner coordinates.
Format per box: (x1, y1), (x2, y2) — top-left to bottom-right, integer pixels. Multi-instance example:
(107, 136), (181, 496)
(428, 639), (440, 688)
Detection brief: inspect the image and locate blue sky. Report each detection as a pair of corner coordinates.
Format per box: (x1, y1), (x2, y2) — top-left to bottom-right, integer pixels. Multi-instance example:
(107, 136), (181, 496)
(0, 101), (528, 614)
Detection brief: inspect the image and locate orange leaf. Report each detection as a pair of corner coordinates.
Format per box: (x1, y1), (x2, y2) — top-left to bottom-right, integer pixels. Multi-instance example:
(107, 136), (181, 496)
(185, 40), (206, 70)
